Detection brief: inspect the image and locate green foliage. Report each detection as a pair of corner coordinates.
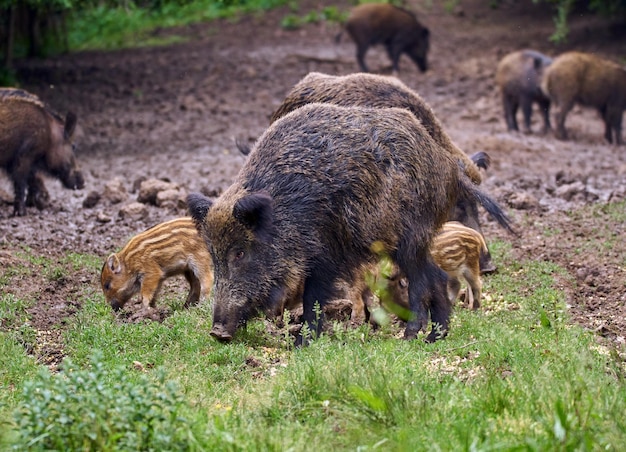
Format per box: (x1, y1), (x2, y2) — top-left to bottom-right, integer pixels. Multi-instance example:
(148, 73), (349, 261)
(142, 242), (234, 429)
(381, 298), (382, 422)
(11, 351), (195, 451)
(530, 0), (626, 42)
(281, 5), (347, 30)
(66, 0), (290, 51)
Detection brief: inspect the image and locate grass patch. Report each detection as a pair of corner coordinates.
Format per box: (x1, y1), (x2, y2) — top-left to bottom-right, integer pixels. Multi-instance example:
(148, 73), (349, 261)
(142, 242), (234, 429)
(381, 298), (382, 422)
(1, 231), (625, 449)
(67, 0), (292, 51)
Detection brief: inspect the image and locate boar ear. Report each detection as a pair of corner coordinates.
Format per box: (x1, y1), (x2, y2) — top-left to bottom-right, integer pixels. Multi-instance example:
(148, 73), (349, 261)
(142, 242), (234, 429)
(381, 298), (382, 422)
(187, 192), (213, 224)
(64, 112), (77, 140)
(106, 254), (122, 274)
(233, 192), (275, 242)
(235, 138), (252, 156)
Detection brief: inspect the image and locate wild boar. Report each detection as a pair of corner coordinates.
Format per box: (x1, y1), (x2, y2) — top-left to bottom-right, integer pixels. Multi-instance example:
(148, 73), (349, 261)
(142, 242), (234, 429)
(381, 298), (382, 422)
(495, 49), (553, 133)
(540, 51), (626, 144)
(0, 88), (85, 216)
(101, 217), (214, 311)
(188, 103), (513, 345)
(269, 71), (503, 272)
(338, 3), (430, 74)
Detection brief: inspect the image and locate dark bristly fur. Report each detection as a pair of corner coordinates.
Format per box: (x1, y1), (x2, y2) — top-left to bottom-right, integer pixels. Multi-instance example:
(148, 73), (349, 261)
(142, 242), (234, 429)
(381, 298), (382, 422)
(269, 72), (514, 272)
(270, 72), (483, 185)
(188, 103), (513, 346)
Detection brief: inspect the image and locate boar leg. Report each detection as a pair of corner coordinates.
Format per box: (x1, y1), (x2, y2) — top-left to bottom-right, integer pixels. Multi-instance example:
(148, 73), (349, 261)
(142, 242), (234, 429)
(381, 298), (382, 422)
(183, 269), (202, 308)
(356, 46), (370, 72)
(520, 95), (533, 133)
(385, 42), (402, 74)
(463, 267), (482, 310)
(139, 273), (164, 309)
(400, 245), (449, 342)
(26, 173), (50, 210)
(11, 152), (35, 216)
(538, 97), (551, 133)
(297, 273), (334, 346)
(479, 249), (497, 274)
(503, 94), (519, 131)
(604, 105), (623, 145)
(11, 178), (28, 216)
(554, 99), (574, 140)
(426, 266), (451, 343)
(447, 276), (462, 304)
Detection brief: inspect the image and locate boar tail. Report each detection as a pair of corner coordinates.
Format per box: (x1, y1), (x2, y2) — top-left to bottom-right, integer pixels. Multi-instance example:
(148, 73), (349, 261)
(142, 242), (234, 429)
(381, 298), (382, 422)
(460, 177), (517, 236)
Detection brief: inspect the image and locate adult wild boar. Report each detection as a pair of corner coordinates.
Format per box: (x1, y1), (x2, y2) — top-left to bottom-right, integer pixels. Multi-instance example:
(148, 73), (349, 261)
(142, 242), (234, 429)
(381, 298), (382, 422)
(269, 72), (506, 272)
(541, 51), (626, 144)
(495, 49), (553, 133)
(188, 103), (513, 345)
(0, 88), (84, 216)
(339, 3), (429, 74)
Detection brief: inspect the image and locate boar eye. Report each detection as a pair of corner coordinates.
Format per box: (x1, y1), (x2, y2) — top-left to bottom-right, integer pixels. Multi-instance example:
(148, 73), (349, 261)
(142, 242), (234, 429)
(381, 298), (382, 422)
(235, 250), (245, 260)
(104, 281), (111, 291)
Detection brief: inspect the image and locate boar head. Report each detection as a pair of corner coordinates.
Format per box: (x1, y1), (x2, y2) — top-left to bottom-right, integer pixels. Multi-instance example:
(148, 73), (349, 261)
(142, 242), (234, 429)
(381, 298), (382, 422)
(48, 111), (85, 190)
(101, 254), (140, 311)
(188, 191), (285, 342)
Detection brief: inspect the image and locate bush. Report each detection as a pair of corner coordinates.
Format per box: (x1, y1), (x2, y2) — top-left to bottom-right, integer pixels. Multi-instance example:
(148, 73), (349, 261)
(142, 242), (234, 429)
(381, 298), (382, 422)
(11, 351), (195, 451)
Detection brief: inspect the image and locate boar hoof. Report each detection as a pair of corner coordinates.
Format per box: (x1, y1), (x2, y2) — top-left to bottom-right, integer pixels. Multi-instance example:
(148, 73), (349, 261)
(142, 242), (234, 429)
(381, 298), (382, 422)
(403, 327), (420, 341)
(425, 325), (448, 343)
(480, 262), (498, 275)
(210, 326), (233, 342)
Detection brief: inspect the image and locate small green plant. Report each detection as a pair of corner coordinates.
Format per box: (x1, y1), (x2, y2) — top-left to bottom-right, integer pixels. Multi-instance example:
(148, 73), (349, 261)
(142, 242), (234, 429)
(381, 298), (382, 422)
(11, 351), (195, 451)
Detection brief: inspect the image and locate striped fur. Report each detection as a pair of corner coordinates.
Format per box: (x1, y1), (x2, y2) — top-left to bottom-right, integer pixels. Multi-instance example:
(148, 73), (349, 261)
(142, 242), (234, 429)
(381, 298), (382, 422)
(100, 217), (213, 311)
(431, 221), (488, 309)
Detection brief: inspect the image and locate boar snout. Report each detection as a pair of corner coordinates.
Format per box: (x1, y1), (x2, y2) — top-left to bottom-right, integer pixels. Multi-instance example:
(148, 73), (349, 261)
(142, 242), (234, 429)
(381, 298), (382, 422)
(413, 55), (428, 73)
(110, 299), (123, 311)
(210, 324), (234, 342)
(63, 170), (85, 190)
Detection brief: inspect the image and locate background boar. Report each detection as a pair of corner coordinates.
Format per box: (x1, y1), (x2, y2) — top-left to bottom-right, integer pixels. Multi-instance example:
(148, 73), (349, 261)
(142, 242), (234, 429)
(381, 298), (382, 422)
(495, 49), (553, 133)
(540, 51), (626, 144)
(0, 88), (84, 216)
(269, 71), (504, 272)
(338, 3), (430, 74)
(188, 103), (512, 345)
(101, 217), (214, 311)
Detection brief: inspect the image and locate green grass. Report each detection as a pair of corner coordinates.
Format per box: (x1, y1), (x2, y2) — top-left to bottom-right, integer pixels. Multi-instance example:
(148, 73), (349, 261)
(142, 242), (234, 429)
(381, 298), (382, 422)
(67, 0), (293, 51)
(1, 208), (626, 449)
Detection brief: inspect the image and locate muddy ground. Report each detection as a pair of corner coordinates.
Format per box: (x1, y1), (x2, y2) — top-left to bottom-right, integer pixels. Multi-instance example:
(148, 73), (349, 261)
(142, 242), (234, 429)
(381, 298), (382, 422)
(1, 0), (625, 366)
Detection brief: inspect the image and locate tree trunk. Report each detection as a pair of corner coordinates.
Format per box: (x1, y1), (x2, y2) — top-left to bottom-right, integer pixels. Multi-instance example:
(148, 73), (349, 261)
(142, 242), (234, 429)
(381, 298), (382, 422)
(4, 5), (16, 69)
